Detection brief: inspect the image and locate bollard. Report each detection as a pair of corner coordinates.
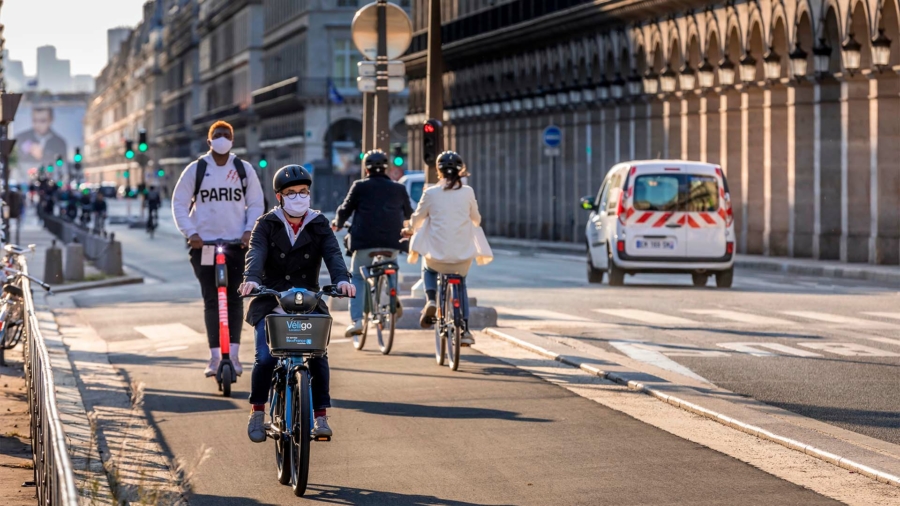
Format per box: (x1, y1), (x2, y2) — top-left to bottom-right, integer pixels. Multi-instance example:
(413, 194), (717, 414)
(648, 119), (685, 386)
(64, 241), (85, 282)
(44, 239), (64, 285)
(101, 236), (124, 276)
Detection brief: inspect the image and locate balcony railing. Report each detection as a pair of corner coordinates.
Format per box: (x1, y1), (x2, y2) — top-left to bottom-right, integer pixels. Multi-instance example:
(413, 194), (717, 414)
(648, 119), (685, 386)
(192, 103), (244, 126)
(252, 77), (359, 107)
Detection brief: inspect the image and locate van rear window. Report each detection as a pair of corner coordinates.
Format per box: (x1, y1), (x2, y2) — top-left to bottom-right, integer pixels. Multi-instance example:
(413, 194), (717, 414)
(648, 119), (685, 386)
(632, 174), (719, 212)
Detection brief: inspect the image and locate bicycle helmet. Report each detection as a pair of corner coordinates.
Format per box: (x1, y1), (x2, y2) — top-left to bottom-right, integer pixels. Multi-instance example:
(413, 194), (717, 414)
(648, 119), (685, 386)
(273, 164), (312, 193)
(436, 151), (464, 177)
(363, 150), (389, 174)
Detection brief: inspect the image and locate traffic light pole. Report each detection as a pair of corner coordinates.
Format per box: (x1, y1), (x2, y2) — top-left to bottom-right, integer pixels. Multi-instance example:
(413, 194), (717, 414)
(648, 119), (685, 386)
(373, 0), (390, 153)
(1, 123), (9, 239)
(424, 0), (443, 185)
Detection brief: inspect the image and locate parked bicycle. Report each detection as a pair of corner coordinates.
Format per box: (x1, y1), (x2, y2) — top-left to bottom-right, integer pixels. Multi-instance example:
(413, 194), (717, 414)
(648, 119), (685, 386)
(205, 239), (243, 397)
(434, 273), (467, 371)
(242, 284), (351, 497)
(0, 244), (52, 351)
(354, 252), (400, 355)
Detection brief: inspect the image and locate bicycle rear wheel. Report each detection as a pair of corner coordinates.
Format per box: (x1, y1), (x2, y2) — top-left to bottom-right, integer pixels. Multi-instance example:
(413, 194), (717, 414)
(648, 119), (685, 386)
(446, 284), (462, 371)
(290, 370), (311, 497)
(273, 377), (291, 485)
(375, 276), (396, 355)
(353, 284), (370, 351)
(434, 279), (446, 365)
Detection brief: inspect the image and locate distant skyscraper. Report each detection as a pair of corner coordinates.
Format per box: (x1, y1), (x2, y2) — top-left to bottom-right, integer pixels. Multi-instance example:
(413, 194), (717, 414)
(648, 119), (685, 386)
(108, 28), (132, 63)
(2, 50), (26, 92)
(36, 45), (73, 93)
(72, 75), (95, 94)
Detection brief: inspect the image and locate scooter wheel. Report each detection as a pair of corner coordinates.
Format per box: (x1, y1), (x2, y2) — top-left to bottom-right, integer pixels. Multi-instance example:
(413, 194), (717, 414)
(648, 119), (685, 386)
(221, 364), (232, 397)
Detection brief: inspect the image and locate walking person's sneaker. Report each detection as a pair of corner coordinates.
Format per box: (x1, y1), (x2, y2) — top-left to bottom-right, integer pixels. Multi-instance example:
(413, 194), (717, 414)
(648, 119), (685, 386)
(395, 300), (403, 319)
(247, 411), (267, 443)
(345, 320), (363, 338)
(419, 300), (437, 328)
(313, 416), (333, 439)
(460, 330), (475, 347)
(204, 357), (220, 377)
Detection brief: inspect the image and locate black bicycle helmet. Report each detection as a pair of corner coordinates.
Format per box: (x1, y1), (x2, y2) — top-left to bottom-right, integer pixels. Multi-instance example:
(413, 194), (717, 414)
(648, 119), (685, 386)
(363, 149), (389, 174)
(436, 151), (464, 176)
(273, 164), (312, 193)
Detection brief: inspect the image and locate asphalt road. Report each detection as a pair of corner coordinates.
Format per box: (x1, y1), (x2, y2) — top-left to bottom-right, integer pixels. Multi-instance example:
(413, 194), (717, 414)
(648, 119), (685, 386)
(57, 200), (848, 504)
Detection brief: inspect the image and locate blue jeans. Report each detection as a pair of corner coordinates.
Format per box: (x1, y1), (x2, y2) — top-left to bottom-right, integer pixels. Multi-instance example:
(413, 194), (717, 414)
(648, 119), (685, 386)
(349, 248), (399, 323)
(248, 317), (331, 410)
(422, 267), (469, 321)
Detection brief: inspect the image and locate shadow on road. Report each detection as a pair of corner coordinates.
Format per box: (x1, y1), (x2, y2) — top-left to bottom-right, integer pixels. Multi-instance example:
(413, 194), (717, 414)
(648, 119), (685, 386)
(304, 485), (516, 505)
(189, 494), (272, 506)
(333, 399), (549, 423)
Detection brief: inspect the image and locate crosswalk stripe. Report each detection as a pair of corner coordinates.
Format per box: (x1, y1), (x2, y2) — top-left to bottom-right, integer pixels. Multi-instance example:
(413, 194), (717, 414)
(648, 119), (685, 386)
(684, 310), (796, 325)
(497, 307), (592, 322)
(134, 323), (205, 341)
(594, 309), (697, 325)
(780, 311), (895, 328)
(863, 312), (900, 320)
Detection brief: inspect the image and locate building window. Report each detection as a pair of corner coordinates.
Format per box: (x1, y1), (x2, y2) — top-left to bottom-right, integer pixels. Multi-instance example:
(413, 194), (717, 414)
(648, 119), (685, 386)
(337, 0), (358, 6)
(332, 38), (362, 88)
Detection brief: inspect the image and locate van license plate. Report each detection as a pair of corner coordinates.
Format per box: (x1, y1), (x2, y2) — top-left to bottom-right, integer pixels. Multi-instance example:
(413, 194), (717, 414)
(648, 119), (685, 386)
(636, 239), (675, 250)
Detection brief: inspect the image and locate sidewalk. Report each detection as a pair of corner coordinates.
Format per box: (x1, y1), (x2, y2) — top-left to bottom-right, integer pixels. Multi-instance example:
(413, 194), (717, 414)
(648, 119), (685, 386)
(487, 236), (900, 284)
(0, 344), (36, 506)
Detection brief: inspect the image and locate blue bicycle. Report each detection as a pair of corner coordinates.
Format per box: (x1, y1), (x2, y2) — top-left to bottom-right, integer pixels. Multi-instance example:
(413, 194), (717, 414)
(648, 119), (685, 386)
(243, 285), (350, 497)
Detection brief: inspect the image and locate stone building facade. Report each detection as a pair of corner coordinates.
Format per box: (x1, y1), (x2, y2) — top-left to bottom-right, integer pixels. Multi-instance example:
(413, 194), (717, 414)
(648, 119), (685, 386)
(404, 0), (900, 265)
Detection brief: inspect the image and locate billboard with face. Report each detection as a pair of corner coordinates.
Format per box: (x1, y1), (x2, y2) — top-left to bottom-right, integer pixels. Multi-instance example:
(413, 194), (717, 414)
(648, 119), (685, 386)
(9, 97), (86, 180)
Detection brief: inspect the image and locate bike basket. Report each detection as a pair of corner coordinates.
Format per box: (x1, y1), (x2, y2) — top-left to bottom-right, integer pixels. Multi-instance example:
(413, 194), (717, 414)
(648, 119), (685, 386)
(265, 314), (332, 355)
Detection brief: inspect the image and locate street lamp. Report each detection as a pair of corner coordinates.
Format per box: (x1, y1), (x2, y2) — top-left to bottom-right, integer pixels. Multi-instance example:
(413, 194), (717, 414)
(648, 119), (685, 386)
(814, 39), (832, 74)
(660, 65), (677, 93)
(642, 68), (659, 94)
(763, 49), (782, 80)
(718, 55), (736, 86)
(789, 42), (809, 78)
(739, 53), (757, 83)
(841, 33), (861, 73)
(596, 76), (610, 100)
(611, 73), (626, 99)
(679, 64), (696, 91)
(697, 58), (715, 88)
(871, 28), (892, 67)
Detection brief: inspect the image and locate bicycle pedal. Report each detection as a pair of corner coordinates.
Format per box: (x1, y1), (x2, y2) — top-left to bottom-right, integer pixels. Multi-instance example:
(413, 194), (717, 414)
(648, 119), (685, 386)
(314, 436), (332, 442)
(460, 343), (472, 347)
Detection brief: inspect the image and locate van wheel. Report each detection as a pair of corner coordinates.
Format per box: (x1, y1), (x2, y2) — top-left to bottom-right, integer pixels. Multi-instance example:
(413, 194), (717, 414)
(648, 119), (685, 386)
(691, 273), (709, 287)
(587, 250), (604, 284)
(607, 248), (625, 287)
(716, 268), (734, 288)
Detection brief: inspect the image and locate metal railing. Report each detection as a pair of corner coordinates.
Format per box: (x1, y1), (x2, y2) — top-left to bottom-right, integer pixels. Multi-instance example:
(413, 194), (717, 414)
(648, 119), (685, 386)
(21, 256), (80, 506)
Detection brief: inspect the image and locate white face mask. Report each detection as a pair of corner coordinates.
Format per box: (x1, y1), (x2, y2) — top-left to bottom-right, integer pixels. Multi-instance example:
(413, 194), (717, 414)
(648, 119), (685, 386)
(281, 194), (310, 218)
(210, 137), (233, 155)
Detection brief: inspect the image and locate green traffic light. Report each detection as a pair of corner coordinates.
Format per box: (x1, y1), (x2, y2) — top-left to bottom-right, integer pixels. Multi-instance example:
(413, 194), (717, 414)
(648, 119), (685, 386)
(124, 171), (130, 178)
(74, 153), (83, 163)
(259, 159), (268, 169)
(157, 169), (165, 177)
(359, 153), (364, 160)
(125, 150), (135, 159)
(139, 143), (148, 152)
(47, 165), (54, 173)
(56, 159), (63, 167)
(393, 156), (403, 167)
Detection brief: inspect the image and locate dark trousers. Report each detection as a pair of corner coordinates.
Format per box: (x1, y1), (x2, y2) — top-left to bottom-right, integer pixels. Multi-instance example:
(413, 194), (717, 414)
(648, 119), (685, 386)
(249, 317), (331, 410)
(189, 247), (246, 349)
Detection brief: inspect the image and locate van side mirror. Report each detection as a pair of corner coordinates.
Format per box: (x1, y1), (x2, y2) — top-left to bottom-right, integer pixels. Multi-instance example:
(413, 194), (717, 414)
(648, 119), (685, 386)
(579, 196), (596, 211)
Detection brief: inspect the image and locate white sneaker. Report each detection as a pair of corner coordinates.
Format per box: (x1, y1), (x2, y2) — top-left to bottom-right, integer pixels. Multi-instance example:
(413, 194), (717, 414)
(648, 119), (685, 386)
(345, 320), (363, 338)
(313, 416), (333, 439)
(204, 356), (219, 377)
(247, 411), (266, 443)
(461, 330), (475, 347)
(230, 343), (242, 376)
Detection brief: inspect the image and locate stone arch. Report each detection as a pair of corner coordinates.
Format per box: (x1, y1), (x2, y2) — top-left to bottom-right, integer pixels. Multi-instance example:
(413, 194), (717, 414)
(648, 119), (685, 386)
(849, 0), (873, 69)
(771, 16), (790, 78)
(725, 7), (746, 55)
(746, 3), (766, 50)
(706, 11), (723, 60)
(748, 19), (767, 78)
(876, 0), (900, 67)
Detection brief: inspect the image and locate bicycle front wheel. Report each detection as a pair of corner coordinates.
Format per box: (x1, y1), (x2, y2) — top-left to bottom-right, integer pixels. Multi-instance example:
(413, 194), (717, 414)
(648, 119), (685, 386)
(290, 370), (311, 497)
(375, 276), (396, 355)
(273, 377), (291, 485)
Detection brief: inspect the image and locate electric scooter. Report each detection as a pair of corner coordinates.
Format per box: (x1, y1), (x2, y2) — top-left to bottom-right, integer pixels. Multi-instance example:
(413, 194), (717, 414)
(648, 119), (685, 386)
(203, 239), (243, 397)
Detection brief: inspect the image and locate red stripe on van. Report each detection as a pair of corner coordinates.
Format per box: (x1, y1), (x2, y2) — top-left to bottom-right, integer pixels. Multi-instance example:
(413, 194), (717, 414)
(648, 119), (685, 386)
(687, 215), (702, 228)
(676, 214), (687, 226)
(636, 211), (654, 224)
(626, 207), (635, 220)
(651, 212), (674, 227)
(718, 208), (727, 221)
(699, 213), (716, 225)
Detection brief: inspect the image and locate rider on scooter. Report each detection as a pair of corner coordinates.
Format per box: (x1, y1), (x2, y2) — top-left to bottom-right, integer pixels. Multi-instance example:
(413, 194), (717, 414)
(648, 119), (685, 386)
(239, 165), (355, 442)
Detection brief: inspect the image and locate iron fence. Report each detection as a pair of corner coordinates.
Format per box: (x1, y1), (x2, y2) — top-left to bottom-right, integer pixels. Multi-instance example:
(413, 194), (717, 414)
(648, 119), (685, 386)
(21, 255), (80, 505)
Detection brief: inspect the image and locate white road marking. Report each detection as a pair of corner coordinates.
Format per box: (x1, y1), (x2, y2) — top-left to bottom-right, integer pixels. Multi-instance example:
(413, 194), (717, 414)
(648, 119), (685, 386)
(134, 323), (205, 341)
(595, 309), (697, 325)
(780, 311), (895, 328)
(330, 338), (352, 344)
(497, 307), (592, 322)
(685, 310), (796, 325)
(716, 342), (823, 357)
(865, 337), (900, 347)
(610, 341), (724, 383)
(863, 312), (900, 320)
(155, 345), (189, 353)
(797, 342), (900, 357)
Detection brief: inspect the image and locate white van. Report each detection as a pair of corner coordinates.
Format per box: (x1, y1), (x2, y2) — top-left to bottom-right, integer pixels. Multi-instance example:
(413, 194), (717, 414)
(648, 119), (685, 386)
(399, 172), (425, 211)
(581, 160), (735, 288)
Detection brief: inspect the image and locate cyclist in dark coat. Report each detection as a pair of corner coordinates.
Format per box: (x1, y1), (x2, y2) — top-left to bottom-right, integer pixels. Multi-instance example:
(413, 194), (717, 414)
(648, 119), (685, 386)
(240, 164), (354, 443)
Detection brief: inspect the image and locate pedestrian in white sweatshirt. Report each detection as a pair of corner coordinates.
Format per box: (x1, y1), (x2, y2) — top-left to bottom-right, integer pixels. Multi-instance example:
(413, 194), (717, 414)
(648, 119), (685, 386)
(171, 120), (265, 376)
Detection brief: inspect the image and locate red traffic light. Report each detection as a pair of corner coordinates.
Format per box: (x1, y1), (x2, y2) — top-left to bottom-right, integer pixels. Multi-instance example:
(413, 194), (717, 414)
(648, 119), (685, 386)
(423, 123), (435, 134)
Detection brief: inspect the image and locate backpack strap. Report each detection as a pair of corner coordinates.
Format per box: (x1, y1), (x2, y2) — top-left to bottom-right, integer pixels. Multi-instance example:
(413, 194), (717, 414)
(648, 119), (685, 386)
(189, 158), (208, 211)
(233, 157), (248, 193)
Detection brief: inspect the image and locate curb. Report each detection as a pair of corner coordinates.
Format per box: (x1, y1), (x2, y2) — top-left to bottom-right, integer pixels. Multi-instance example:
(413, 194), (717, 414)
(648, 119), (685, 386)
(484, 327), (900, 488)
(51, 275), (145, 293)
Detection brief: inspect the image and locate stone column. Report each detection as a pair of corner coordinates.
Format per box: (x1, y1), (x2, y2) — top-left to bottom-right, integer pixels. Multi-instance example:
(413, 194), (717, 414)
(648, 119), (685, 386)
(818, 77), (843, 260)
(745, 86), (766, 254)
(791, 81), (817, 258)
(843, 75), (871, 263)
(874, 72), (900, 264)
(768, 84), (790, 256)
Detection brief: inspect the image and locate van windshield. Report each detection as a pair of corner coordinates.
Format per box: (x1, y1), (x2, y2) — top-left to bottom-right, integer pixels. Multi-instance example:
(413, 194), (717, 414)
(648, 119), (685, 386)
(632, 174), (719, 212)
(409, 182), (424, 203)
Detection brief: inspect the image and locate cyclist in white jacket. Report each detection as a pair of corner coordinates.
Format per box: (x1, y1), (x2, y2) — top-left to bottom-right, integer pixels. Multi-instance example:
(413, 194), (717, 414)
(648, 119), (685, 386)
(171, 120), (265, 376)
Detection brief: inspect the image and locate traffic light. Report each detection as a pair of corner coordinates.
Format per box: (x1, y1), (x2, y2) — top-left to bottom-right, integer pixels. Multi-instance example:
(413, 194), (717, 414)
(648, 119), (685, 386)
(157, 169), (165, 177)
(138, 129), (148, 152)
(422, 119), (442, 166)
(55, 155), (63, 167)
(392, 144), (404, 167)
(259, 153), (268, 169)
(123, 170), (130, 179)
(46, 164), (54, 173)
(124, 140), (135, 159)
(73, 147), (82, 163)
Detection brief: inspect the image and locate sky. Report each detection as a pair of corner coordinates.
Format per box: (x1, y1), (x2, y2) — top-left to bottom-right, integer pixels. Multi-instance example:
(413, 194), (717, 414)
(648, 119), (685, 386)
(3, 0), (147, 76)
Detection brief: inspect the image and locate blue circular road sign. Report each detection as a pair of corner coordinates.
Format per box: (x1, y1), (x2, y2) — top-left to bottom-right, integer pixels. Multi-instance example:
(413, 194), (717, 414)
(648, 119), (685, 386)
(543, 125), (562, 148)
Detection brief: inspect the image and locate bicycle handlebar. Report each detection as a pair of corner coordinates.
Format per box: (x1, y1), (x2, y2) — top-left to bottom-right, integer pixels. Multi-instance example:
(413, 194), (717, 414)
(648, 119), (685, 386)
(202, 239), (244, 246)
(241, 285), (354, 300)
(5, 268), (52, 292)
